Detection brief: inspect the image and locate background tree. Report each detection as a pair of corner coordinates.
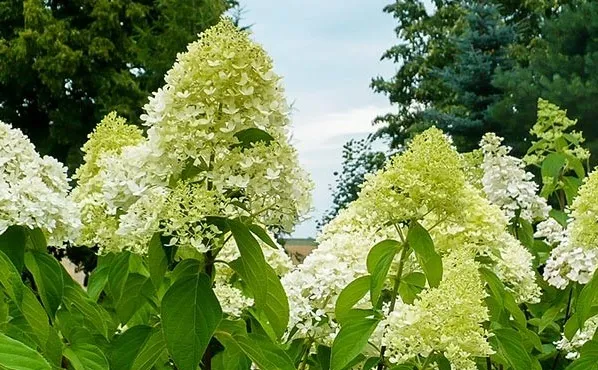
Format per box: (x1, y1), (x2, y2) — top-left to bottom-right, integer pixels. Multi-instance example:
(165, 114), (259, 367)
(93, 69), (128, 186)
(492, 0), (598, 158)
(371, 0), (570, 153)
(423, 3), (516, 152)
(0, 0), (236, 170)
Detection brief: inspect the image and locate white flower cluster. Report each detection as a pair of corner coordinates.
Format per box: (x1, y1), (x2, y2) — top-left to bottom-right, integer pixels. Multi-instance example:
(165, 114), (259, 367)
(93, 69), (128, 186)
(0, 122), (80, 245)
(72, 20), (312, 254)
(480, 133), (550, 223)
(544, 243), (597, 289)
(282, 222), (378, 343)
(555, 315), (598, 360)
(543, 170), (598, 288)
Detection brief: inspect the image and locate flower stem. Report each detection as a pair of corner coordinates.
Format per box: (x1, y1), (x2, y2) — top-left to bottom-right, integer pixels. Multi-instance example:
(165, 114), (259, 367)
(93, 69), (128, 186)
(377, 242), (409, 370)
(552, 286), (575, 370)
(299, 338), (313, 370)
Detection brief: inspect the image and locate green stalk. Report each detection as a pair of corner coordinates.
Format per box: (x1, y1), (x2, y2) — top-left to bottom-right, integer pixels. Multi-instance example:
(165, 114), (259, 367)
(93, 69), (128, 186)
(377, 243), (409, 370)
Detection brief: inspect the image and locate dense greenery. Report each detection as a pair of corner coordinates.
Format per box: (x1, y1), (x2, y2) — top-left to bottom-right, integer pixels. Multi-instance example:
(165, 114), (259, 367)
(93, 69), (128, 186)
(0, 0), (236, 169)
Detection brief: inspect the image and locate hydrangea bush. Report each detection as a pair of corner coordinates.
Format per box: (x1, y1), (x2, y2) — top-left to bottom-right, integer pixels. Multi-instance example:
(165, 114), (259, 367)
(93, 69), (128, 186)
(1, 18), (598, 370)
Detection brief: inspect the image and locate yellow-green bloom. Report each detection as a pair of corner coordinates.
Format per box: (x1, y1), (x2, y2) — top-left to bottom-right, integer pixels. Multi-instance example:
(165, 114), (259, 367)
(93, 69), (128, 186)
(383, 249), (493, 370)
(524, 98), (590, 166)
(358, 128), (465, 225)
(71, 19), (312, 254)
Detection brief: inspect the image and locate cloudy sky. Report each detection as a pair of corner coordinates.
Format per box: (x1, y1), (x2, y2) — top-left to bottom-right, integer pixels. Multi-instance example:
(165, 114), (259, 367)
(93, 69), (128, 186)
(241, 1), (398, 238)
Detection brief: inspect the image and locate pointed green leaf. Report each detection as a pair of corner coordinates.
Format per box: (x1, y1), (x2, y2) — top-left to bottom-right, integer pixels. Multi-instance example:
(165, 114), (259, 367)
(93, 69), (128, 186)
(24, 251), (64, 318)
(0, 332), (51, 370)
(335, 276), (370, 324)
(331, 317), (379, 370)
(407, 222), (442, 287)
(64, 343), (109, 370)
(148, 233), (168, 289)
(161, 272), (222, 370)
(228, 219), (289, 338)
(0, 226), (26, 271)
(366, 239), (401, 306)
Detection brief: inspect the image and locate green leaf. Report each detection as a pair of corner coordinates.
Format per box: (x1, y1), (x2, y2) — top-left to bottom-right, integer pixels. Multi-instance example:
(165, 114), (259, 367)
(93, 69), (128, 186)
(215, 323), (294, 370)
(479, 267), (526, 328)
(0, 332), (51, 370)
(170, 258), (202, 283)
(148, 233), (168, 289)
(330, 317), (379, 370)
(515, 218), (534, 249)
(234, 334), (296, 370)
(62, 269), (114, 338)
(26, 228), (47, 252)
(249, 224), (278, 249)
(568, 341), (598, 370)
(366, 239), (401, 306)
(228, 219), (289, 338)
(406, 221), (442, 287)
(110, 325), (153, 370)
(86, 265), (110, 302)
(550, 209), (568, 226)
(212, 345), (251, 370)
(491, 328), (533, 370)
(577, 269), (598, 330)
(317, 345), (332, 370)
(0, 225), (26, 271)
(131, 327), (168, 370)
(161, 271), (222, 370)
(564, 153), (586, 179)
(233, 128), (275, 149)
(541, 153), (567, 180)
(335, 276), (370, 324)
(398, 272), (426, 304)
(562, 176), (582, 205)
(115, 274), (152, 325)
(109, 252), (131, 303)
(24, 251), (64, 318)
(64, 343), (110, 370)
(0, 250), (50, 348)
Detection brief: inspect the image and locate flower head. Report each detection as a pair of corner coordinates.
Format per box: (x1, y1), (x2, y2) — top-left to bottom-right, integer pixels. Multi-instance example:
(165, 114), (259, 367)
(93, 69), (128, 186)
(383, 249), (493, 370)
(480, 133), (550, 223)
(72, 19), (312, 253)
(544, 170), (598, 288)
(0, 122), (80, 245)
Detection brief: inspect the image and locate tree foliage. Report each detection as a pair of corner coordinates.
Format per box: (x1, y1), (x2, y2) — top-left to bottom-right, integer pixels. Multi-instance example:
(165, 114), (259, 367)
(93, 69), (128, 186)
(371, 0), (573, 155)
(0, 0), (235, 169)
(493, 0), (598, 158)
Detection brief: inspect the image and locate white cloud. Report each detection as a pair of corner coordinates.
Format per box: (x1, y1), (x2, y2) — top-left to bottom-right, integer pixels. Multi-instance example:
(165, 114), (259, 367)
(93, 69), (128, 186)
(290, 105), (389, 153)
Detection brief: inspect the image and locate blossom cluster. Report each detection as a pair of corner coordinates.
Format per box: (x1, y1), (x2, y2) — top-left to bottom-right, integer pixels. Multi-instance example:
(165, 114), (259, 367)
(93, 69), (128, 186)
(543, 170), (598, 288)
(382, 249), (493, 370)
(71, 19), (312, 254)
(524, 98), (590, 167)
(480, 133), (550, 223)
(0, 122), (80, 245)
(555, 315), (598, 360)
(283, 127), (539, 368)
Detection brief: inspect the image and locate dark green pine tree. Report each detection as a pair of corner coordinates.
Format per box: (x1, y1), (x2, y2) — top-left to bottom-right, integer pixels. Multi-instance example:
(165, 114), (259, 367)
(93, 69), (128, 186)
(492, 0), (598, 159)
(0, 0), (236, 170)
(371, 0), (570, 153)
(423, 3), (516, 152)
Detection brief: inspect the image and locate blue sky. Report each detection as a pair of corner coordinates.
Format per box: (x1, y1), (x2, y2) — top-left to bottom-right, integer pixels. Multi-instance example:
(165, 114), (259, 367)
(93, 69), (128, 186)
(242, 1), (398, 238)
